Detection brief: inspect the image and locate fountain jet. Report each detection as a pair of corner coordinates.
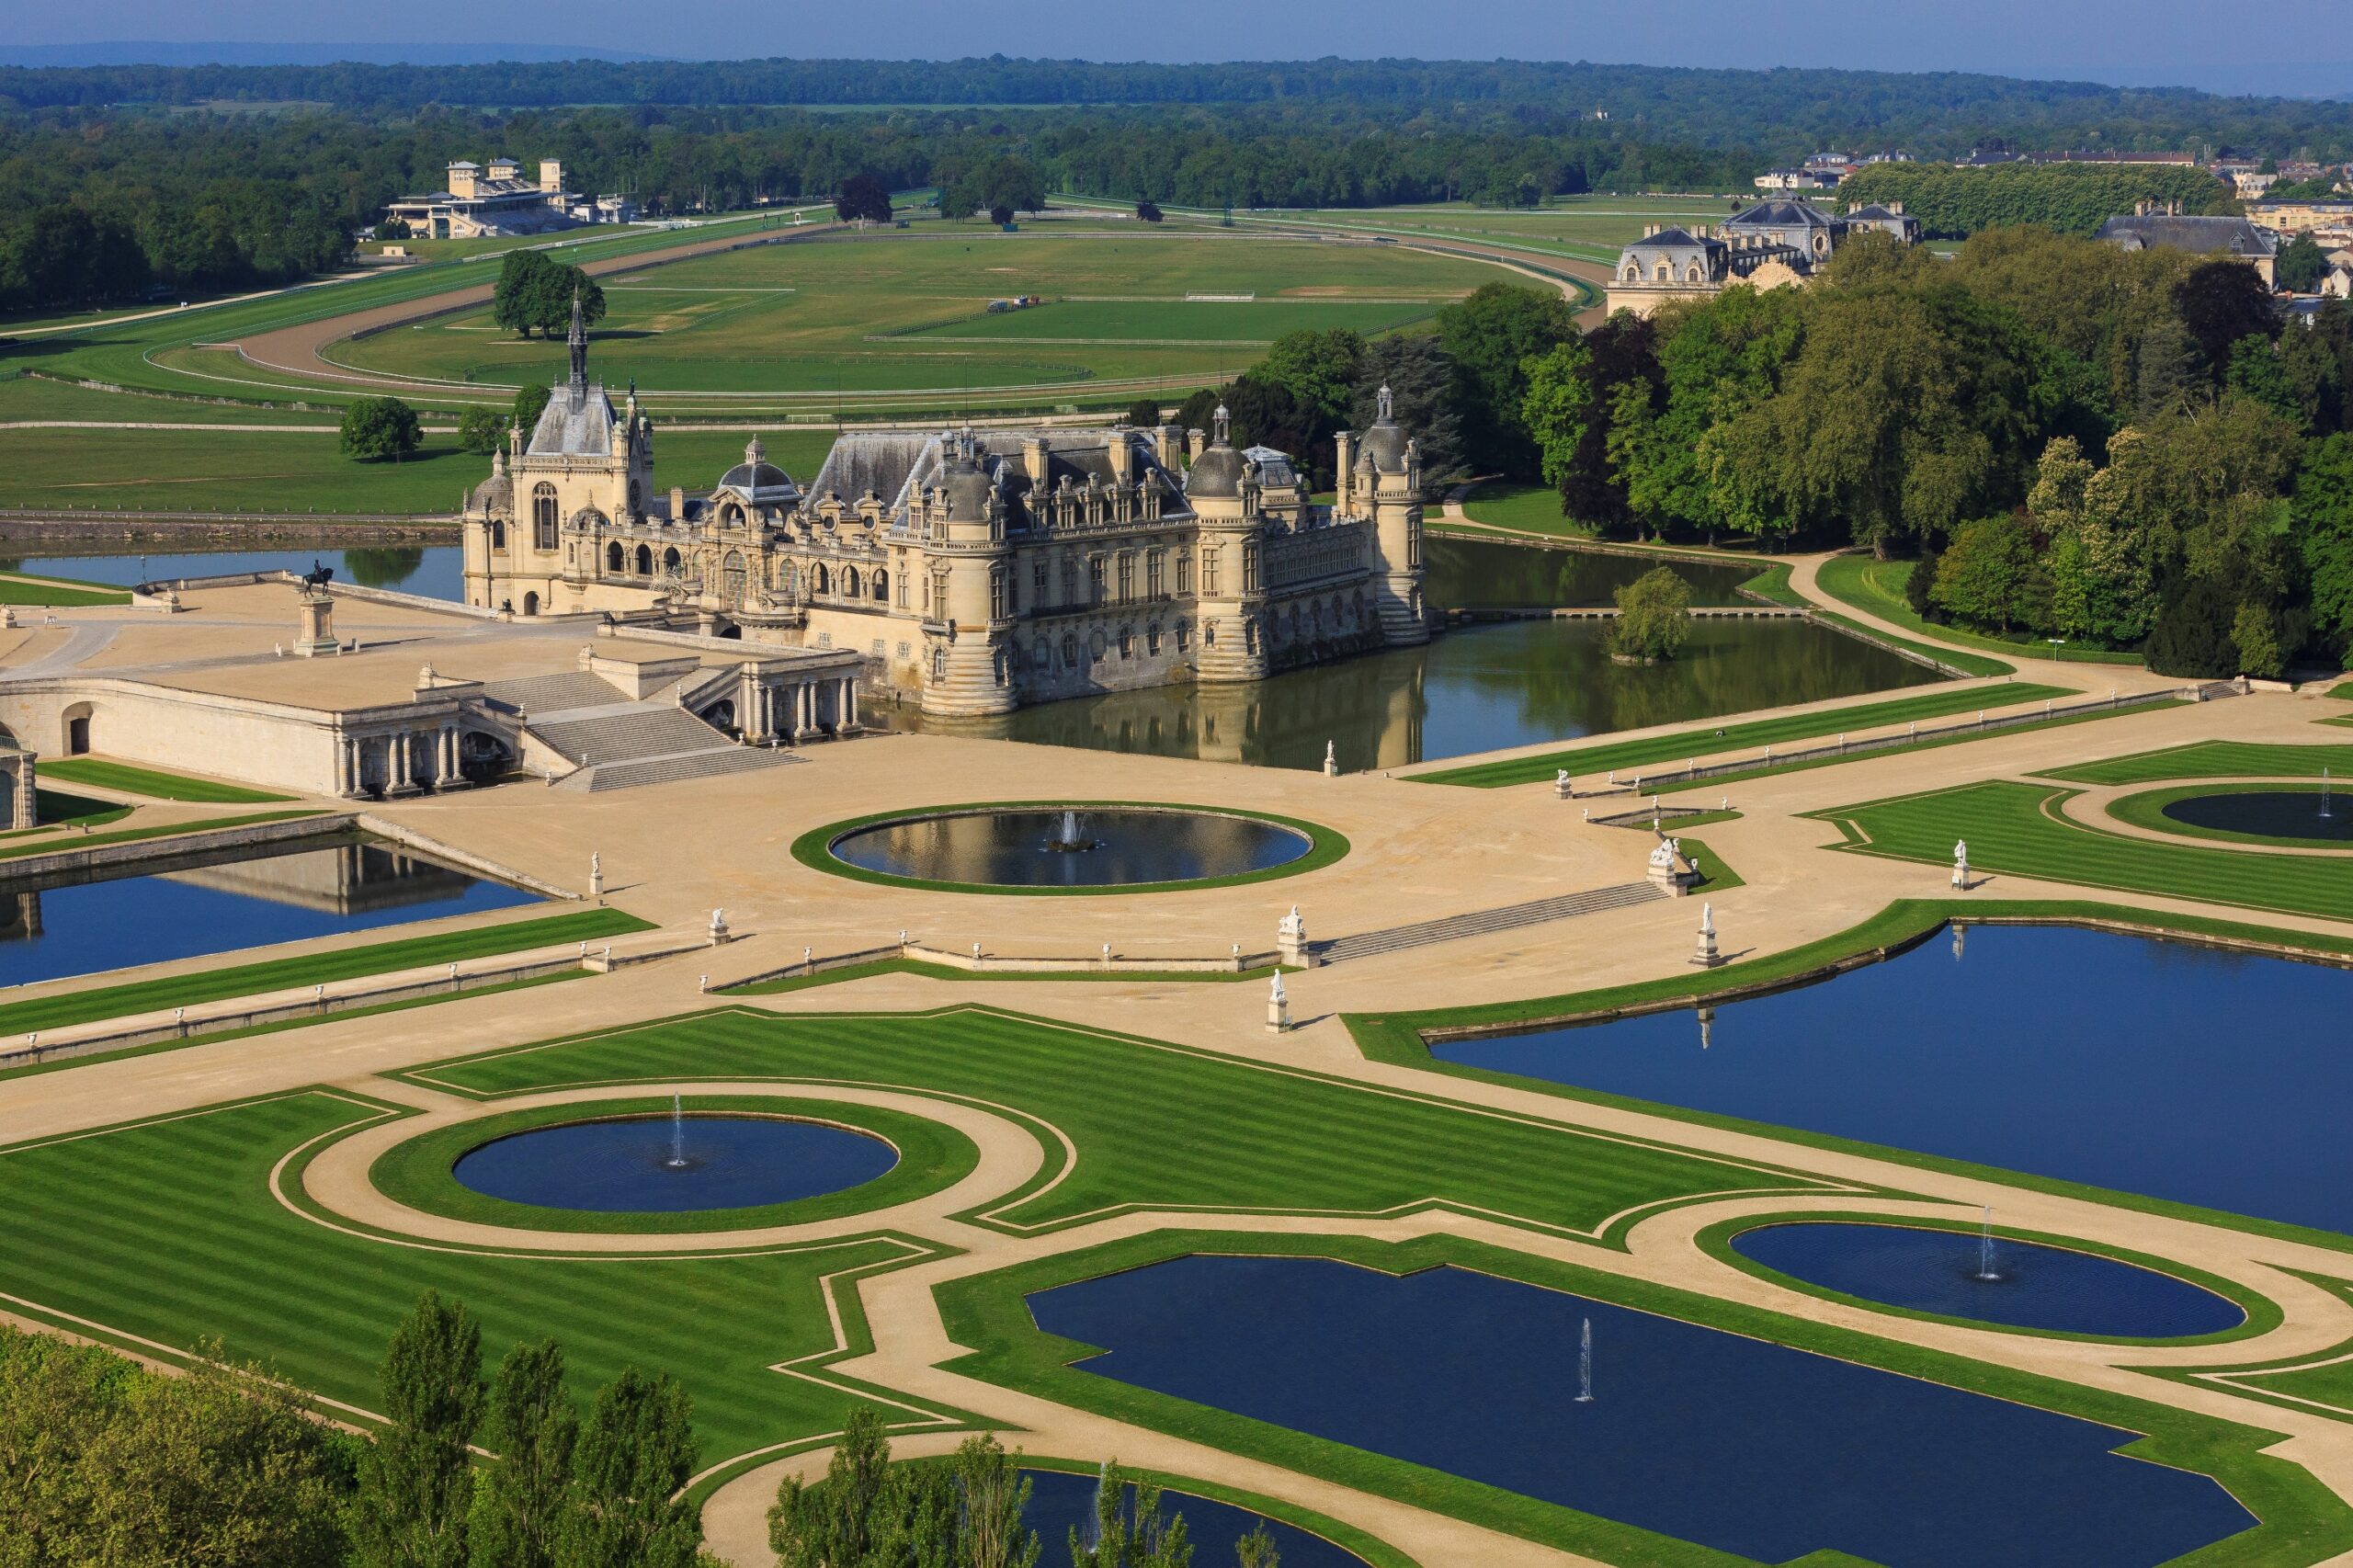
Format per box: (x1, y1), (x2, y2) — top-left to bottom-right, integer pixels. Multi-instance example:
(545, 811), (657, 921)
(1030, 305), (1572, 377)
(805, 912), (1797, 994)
(1575, 1316), (1594, 1403)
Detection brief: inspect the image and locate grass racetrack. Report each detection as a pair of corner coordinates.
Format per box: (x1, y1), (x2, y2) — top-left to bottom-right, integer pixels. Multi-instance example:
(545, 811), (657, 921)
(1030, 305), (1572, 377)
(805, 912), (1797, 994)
(1812, 779), (2353, 922)
(327, 232), (1498, 396)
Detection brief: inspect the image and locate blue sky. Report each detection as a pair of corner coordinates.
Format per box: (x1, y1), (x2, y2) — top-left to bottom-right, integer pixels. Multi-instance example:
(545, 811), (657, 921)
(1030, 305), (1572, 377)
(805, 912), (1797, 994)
(7, 0), (2347, 97)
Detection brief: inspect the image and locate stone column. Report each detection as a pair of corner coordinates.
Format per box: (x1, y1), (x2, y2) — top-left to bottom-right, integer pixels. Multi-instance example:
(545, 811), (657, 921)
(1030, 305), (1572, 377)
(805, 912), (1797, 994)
(388, 732), (422, 797)
(842, 677), (859, 732)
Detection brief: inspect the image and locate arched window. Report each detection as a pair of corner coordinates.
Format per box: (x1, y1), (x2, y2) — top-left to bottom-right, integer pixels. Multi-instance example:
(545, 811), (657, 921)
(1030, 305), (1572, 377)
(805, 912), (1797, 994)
(931, 647), (948, 681)
(1622, 263), (1638, 282)
(628, 478), (642, 513)
(1062, 634), (1077, 668)
(633, 544), (653, 575)
(1245, 619), (1259, 653)
(844, 566), (862, 598)
(1147, 622), (1162, 656)
(1686, 265), (1702, 282)
(1204, 621), (1216, 648)
(722, 550), (746, 607)
(1654, 262), (1669, 282)
(606, 541), (624, 572)
(662, 547), (682, 574)
(777, 560), (796, 597)
(871, 568), (889, 602)
(490, 517), (506, 551)
(722, 503), (744, 527)
(813, 562), (831, 595)
(532, 483), (557, 551)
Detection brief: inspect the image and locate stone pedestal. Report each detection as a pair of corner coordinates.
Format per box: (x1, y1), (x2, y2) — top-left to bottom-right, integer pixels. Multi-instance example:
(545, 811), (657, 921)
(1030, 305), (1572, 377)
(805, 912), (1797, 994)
(293, 587), (339, 658)
(1276, 905), (1313, 969)
(1266, 972), (1290, 1033)
(1690, 903), (1723, 968)
(1554, 770), (1574, 800)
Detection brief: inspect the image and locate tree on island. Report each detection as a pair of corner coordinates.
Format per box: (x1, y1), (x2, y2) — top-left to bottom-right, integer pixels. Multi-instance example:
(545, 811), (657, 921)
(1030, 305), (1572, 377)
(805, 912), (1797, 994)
(1609, 565), (1693, 663)
(340, 396), (422, 463)
(834, 173), (894, 225)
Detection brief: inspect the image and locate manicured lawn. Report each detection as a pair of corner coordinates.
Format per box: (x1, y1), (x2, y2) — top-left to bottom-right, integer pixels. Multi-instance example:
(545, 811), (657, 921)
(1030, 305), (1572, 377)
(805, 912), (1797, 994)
(0, 428), (488, 515)
(2043, 742), (2353, 786)
(39, 756), (295, 802)
(1811, 780), (2353, 922)
(1737, 562), (1802, 606)
(940, 1227), (2353, 1568)
(0, 808), (319, 862)
(0, 1091), (926, 1465)
(2104, 782), (2353, 851)
(404, 1005), (1836, 1241)
(0, 374), (341, 426)
(1412, 683), (2072, 788)
(0, 573), (131, 606)
(1457, 482), (1594, 538)
(1814, 554), (2142, 667)
(0, 906), (651, 1035)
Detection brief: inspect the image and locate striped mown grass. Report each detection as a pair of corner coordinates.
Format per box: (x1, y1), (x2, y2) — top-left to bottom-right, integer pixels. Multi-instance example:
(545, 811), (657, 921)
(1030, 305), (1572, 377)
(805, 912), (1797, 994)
(1412, 683), (2071, 789)
(2044, 742), (2353, 787)
(0, 1092), (930, 1464)
(0, 906), (652, 1035)
(405, 1006), (1837, 1240)
(35, 757), (294, 803)
(1812, 780), (2353, 922)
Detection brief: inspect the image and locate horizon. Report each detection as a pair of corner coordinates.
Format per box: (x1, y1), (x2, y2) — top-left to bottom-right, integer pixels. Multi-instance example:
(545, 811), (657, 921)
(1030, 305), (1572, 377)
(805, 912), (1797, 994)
(4, 0), (2351, 100)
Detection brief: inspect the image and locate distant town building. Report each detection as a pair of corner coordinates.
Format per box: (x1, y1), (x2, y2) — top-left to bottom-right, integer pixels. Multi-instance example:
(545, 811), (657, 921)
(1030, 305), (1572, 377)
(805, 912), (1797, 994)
(2036, 150), (2200, 166)
(2248, 199), (2353, 240)
(2094, 200), (2279, 287)
(1606, 199), (1918, 317)
(384, 157), (639, 240)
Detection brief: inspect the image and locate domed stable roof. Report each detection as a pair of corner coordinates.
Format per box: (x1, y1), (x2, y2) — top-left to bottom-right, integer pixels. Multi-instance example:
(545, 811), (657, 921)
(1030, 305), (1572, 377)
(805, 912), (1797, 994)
(716, 437), (798, 501)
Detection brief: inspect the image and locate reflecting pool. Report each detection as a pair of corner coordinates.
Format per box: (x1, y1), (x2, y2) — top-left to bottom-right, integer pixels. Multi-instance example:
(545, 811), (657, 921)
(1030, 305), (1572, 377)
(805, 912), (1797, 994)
(7, 546), (462, 600)
(1016, 1470), (1365, 1567)
(1730, 1222), (2245, 1337)
(1423, 536), (1754, 609)
(904, 616), (1938, 772)
(828, 808), (1310, 888)
(1028, 1256), (2252, 1568)
(0, 835), (538, 985)
(2159, 790), (2353, 844)
(1433, 926), (2353, 1234)
(451, 1114), (898, 1212)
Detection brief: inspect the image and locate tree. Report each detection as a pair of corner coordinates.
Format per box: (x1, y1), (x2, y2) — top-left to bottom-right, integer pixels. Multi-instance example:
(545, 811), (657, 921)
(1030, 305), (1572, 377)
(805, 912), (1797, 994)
(1257, 328), (1365, 428)
(491, 251), (606, 338)
(2295, 433), (2353, 658)
(341, 396), (423, 463)
(1235, 1524), (1280, 1568)
(1349, 335), (1465, 483)
(1519, 339), (1595, 494)
(770, 1404), (890, 1565)
(458, 406), (508, 457)
(835, 174), (893, 225)
(374, 218), (412, 242)
(2133, 316), (2208, 418)
(1608, 565), (1693, 662)
(954, 1433), (1040, 1568)
(2225, 335), (2301, 421)
(349, 1291), (483, 1568)
(2232, 599), (2285, 677)
(469, 1340), (577, 1568)
(1135, 199), (1163, 222)
(1435, 282), (1577, 479)
(1123, 398), (1164, 427)
(1071, 1462), (1189, 1568)
(2279, 232), (2330, 293)
(2172, 261), (2279, 383)
(1905, 545), (1941, 619)
(2143, 575), (2241, 677)
(555, 1369), (699, 1568)
(514, 382), (552, 439)
(1930, 512), (2040, 631)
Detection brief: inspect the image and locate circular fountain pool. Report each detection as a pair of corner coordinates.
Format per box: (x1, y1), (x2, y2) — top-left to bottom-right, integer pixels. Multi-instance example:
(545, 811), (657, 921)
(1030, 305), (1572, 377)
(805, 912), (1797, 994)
(2156, 790), (2353, 845)
(821, 806), (1321, 890)
(450, 1115), (899, 1213)
(1730, 1222), (2245, 1337)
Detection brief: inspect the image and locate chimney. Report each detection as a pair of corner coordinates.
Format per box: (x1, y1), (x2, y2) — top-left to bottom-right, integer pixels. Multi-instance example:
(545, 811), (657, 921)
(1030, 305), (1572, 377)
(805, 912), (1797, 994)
(1334, 429), (1356, 514)
(1107, 430), (1134, 483)
(669, 486), (685, 520)
(1187, 427), (1207, 460)
(2135, 199), (2154, 217)
(1022, 435), (1050, 485)
(540, 159), (564, 194)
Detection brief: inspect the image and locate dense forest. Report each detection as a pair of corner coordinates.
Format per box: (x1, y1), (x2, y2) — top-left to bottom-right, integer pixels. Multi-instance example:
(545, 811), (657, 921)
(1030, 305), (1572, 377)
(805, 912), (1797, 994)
(2, 56), (2348, 163)
(1517, 231), (2353, 676)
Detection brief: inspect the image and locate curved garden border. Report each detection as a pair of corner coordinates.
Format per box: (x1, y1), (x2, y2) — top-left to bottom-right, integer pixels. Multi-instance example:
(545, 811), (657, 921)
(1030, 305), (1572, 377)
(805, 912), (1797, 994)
(2107, 781), (2353, 854)
(791, 801), (1348, 896)
(368, 1094), (979, 1236)
(1696, 1210), (2277, 1349)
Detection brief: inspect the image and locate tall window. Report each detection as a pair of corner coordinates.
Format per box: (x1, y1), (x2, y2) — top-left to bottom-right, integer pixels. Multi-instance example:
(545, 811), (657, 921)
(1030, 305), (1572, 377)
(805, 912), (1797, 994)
(1062, 557), (1079, 605)
(1202, 548), (1220, 595)
(990, 566), (1009, 620)
(532, 483), (557, 551)
(1116, 553), (1134, 604)
(1243, 544), (1260, 594)
(1032, 558), (1048, 601)
(1176, 551), (1191, 596)
(1146, 551), (1165, 599)
(1088, 556), (1107, 604)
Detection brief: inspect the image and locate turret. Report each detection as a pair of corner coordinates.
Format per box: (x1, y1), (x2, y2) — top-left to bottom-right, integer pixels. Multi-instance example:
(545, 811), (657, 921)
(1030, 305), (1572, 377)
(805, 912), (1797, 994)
(919, 429), (1017, 718)
(1186, 405), (1269, 684)
(1357, 385), (1429, 648)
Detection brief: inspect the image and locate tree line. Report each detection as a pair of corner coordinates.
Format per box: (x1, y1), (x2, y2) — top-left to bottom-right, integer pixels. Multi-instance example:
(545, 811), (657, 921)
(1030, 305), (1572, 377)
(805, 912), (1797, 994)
(0, 1301), (1293, 1567)
(5, 57), (2348, 163)
(1831, 162), (2240, 238)
(1500, 229), (2353, 676)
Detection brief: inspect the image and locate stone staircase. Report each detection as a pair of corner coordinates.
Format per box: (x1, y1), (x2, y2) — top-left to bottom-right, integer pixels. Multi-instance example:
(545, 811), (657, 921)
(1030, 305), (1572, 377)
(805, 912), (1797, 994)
(519, 703), (795, 793)
(579, 747), (796, 793)
(1313, 881), (1665, 965)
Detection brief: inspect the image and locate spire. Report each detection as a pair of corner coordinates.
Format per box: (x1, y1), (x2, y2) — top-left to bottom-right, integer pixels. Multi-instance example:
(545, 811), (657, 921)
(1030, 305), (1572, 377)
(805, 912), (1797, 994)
(1211, 403), (1231, 447)
(566, 287), (587, 408)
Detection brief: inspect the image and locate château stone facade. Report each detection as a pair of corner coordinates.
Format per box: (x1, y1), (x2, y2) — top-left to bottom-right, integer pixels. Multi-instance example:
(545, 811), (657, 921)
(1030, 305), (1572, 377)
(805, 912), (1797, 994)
(461, 301), (1430, 717)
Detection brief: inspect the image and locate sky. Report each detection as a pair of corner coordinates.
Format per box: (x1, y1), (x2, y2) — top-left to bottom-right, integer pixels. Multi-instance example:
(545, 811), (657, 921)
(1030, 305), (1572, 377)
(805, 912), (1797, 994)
(5, 0), (2349, 97)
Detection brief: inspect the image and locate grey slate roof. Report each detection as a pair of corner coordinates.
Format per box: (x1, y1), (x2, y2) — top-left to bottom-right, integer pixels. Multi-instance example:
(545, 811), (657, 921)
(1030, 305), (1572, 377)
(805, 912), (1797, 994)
(1725, 199), (1841, 229)
(1241, 446), (1299, 488)
(2094, 213), (2279, 260)
(527, 381), (616, 458)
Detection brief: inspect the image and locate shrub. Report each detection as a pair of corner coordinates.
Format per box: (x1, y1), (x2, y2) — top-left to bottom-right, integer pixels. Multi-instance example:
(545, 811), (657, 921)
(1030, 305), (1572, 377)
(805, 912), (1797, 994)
(2143, 577), (2240, 677)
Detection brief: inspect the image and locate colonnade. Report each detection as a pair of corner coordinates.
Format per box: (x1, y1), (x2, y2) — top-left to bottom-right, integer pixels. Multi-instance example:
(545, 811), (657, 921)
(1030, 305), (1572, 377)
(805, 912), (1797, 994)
(741, 675), (860, 744)
(334, 723), (466, 799)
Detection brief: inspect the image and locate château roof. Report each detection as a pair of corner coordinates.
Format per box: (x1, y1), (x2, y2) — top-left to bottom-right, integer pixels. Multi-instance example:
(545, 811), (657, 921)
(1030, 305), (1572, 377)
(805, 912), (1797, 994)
(526, 383), (617, 458)
(2094, 213), (2279, 259)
